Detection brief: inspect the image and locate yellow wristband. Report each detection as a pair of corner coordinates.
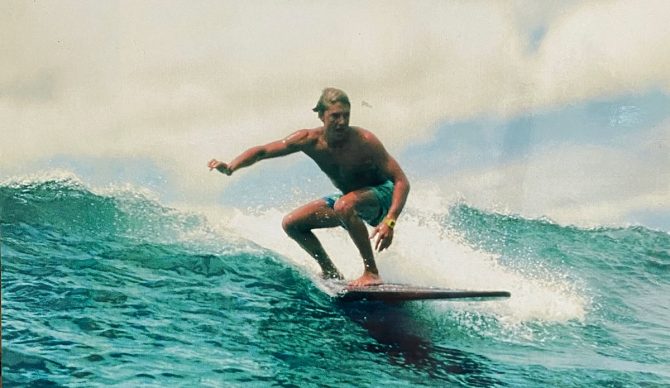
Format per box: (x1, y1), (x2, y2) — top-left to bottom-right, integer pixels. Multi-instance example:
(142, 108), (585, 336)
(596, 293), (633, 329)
(384, 218), (396, 229)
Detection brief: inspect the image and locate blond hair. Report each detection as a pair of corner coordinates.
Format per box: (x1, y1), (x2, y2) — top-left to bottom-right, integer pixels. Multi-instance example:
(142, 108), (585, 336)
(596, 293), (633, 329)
(312, 88), (350, 116)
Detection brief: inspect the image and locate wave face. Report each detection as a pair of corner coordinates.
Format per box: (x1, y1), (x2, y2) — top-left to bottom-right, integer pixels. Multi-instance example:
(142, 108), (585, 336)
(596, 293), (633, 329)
(2, 175), (669, 386)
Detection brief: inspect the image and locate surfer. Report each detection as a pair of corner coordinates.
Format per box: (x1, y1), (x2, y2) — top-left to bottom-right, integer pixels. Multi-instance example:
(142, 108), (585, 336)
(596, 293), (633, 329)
(208, 88), (410, 287)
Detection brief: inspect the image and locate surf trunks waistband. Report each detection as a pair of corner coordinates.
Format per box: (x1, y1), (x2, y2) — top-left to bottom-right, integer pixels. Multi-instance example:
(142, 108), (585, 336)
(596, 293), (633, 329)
(322, 180), (394, 227)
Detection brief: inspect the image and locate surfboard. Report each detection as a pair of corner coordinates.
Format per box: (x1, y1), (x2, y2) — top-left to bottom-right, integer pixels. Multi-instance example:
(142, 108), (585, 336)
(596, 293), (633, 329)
(332, 283), (511, 302)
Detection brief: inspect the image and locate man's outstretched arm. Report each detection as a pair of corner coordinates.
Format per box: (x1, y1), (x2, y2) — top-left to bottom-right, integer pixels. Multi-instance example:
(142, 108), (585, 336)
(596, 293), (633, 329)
(208, 130), (310, 176)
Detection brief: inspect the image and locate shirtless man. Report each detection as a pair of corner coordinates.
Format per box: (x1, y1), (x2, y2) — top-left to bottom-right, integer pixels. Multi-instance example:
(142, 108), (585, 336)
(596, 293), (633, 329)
(208, 88), (410, 287)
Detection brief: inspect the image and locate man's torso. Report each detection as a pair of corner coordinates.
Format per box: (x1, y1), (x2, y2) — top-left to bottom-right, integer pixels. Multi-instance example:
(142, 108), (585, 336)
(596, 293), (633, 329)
(303, 127), (387, 193)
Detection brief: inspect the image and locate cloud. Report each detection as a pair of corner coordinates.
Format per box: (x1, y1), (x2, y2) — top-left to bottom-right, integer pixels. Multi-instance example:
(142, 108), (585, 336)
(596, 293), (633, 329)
(2, 0), (669, 200)
(438, 120), (670, 227)
(530, 1), (670, 107)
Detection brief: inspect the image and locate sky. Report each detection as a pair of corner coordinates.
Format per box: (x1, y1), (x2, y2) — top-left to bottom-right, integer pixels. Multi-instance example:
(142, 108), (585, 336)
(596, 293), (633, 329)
(2, 0), (669, 230)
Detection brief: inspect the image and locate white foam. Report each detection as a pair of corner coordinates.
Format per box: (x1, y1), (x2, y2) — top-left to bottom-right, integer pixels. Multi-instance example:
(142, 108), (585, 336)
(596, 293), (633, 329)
(0, 169), (85, 188)
(195, 200), (587, 324)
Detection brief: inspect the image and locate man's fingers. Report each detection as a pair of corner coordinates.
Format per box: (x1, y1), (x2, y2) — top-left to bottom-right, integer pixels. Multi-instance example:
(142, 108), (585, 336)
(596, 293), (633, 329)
(382, 238), (391, 251)
(208, 159), (233, 175)
(377, 236), (385, 251)
(374, 233), (386, 251)
(374, 233), (393, 252)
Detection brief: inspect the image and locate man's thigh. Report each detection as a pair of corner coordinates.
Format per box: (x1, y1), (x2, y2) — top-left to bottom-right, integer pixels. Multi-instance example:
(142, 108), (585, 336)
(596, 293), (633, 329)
(284, 199), (342, 229)
(337, 189), (382, 225)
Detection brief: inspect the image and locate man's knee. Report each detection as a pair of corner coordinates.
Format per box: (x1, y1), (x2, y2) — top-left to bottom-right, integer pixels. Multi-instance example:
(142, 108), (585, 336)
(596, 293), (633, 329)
(282, 214), (295, 234)
(333, 197), (356, 221)
(282, 214), (304, 238)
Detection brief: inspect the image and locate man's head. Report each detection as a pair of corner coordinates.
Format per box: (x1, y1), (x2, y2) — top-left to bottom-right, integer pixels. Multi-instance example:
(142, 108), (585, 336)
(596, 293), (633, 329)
(312, 88), (351, 118)
(315, 88), (352, 143)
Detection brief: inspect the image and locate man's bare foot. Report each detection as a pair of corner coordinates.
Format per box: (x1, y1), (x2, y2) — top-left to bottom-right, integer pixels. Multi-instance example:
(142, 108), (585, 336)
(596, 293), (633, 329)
(322, 270), (344, 281)
(348, 271), (382, 288)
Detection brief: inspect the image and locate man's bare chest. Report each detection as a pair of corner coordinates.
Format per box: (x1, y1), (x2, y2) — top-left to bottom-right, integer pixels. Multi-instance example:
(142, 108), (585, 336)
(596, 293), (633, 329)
(309, 145), (377, 178)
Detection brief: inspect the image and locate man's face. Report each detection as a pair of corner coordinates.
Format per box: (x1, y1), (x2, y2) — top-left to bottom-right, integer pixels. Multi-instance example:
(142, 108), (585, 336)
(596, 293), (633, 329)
(321, 102), (351, 139)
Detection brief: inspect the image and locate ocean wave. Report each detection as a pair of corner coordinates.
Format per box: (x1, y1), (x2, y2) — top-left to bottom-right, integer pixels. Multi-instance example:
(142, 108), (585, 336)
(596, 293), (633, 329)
(3, 172), (668, 322)
(0, 172), (206, 244)
(3, 172), (670, 385)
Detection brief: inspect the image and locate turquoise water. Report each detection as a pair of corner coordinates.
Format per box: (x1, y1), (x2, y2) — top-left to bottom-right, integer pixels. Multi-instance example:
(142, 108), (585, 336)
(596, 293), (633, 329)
(2, 175), (669, 387)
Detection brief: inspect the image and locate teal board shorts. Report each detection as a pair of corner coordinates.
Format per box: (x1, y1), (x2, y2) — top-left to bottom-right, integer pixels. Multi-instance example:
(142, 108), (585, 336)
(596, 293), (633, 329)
(322, 180), (394, 227)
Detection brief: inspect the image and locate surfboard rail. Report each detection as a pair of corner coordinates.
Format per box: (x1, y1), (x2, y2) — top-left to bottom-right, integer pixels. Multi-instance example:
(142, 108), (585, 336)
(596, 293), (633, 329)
(334, 283), (511, 302)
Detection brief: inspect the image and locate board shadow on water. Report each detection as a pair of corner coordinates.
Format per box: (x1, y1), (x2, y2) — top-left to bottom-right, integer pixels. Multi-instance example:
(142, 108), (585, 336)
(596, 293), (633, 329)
(336, 301), (503, 386)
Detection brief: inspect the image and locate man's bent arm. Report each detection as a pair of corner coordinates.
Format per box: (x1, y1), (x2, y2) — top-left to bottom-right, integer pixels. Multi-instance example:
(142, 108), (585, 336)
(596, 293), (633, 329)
(370, 153), (410, 252)
(362, 130), (410, 222)
(385, 156), (410, 221)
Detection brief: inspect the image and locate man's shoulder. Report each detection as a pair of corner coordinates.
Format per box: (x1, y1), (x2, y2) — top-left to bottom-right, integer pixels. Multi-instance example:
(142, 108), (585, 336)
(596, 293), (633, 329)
(353, 127), (382, 145)
(284, 127), (322, 149)
(304, 127), (325, 137)
(301, 127), (324, 144)
(286, 127), (321, 140)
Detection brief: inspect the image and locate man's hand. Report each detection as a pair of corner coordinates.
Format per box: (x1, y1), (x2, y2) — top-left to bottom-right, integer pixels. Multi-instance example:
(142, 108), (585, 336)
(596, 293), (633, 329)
(370, 222), (394, 252)
(208, 159), (232, 176)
